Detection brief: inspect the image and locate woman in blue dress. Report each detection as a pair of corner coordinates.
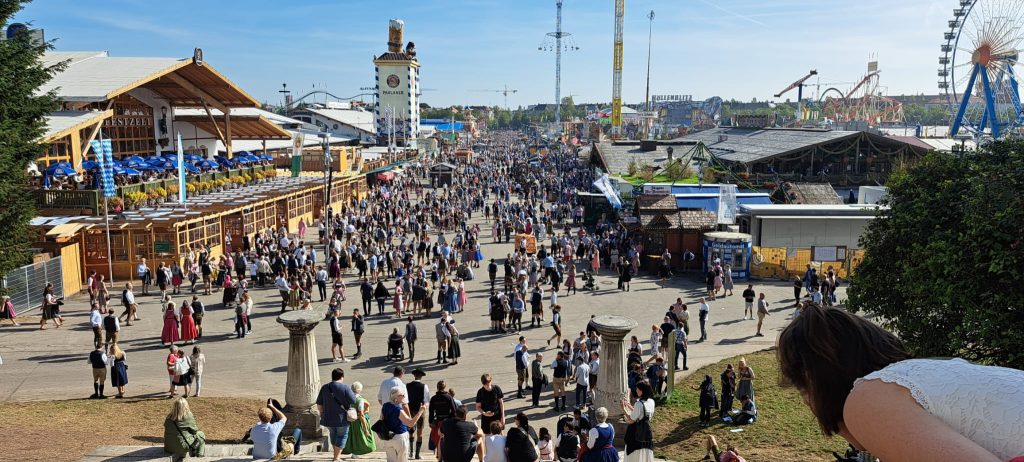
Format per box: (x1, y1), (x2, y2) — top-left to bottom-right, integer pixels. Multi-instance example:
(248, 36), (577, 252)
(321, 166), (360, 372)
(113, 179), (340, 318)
(109, 344), (129, 398)
(444, 283), (459, 313)
(585, 407), (619, 462)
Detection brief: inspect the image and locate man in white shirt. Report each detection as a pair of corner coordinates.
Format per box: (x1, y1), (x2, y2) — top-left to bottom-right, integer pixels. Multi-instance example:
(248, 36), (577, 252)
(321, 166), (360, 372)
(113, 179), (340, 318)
(275, 275), (290, 313)
(572, 357), (591, 409)
(89, 302), (103, 349)
(136, 258), (150, 295)
(378, 366), (408, 405)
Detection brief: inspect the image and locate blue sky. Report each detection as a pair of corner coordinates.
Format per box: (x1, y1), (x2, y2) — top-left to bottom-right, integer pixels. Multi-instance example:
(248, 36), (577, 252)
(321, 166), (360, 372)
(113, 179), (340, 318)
(15, 0), (952, 108)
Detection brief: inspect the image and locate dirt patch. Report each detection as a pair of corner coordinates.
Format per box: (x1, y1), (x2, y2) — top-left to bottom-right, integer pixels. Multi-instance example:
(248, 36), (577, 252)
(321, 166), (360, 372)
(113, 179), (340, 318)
(1, 396), (262, 462)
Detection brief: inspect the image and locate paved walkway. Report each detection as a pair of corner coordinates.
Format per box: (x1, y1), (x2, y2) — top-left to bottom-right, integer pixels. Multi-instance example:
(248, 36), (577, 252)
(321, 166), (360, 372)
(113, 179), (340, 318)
(0, 210), (843, 439)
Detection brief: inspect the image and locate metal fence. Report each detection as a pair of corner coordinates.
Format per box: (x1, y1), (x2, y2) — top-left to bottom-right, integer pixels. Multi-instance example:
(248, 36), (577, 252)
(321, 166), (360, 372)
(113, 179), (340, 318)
(1, 257), (64, 313)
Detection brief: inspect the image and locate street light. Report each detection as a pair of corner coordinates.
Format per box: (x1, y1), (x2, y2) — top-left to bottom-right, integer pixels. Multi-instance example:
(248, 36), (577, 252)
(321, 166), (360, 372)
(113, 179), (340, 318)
(321, 131), (333, 241)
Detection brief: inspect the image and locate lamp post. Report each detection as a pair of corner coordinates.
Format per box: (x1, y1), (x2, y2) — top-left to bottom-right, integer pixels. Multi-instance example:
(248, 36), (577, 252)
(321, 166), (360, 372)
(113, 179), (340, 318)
(321, 131), (333, 241)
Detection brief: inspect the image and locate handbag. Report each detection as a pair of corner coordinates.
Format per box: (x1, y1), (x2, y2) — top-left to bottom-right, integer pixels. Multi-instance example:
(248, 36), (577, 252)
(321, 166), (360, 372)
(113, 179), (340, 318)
(370, 419), (394, 440)
(174, 421), (203, 457)
(624, 400), (653, 448)
(327, 385), (358, 422)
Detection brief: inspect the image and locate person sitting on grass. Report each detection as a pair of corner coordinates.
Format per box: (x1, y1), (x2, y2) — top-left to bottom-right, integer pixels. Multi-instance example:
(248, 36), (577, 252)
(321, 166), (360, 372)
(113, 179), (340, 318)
(703, 435), (745, 462)
(732, 395), (756, 425)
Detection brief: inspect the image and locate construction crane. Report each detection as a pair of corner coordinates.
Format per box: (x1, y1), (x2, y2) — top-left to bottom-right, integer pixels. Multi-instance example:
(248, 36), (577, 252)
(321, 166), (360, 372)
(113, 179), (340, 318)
(470, 85), (519, 109)
(610, 0), (625, 138)
(774, 69), (818, 122)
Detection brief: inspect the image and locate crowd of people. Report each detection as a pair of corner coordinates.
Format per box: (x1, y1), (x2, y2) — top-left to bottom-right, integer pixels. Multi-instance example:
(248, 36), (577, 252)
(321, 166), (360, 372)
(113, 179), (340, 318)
(38, 125), (1022, 462)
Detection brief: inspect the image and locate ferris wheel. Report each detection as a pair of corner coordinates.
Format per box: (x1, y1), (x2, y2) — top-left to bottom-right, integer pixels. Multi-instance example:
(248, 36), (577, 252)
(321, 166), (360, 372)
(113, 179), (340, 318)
(940, 0), (1024, 139)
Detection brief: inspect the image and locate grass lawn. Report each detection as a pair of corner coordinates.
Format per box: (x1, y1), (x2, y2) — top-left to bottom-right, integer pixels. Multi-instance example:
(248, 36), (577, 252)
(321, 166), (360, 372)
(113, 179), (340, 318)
(2, 396), (262, 462)
(651, 349), (848, 462)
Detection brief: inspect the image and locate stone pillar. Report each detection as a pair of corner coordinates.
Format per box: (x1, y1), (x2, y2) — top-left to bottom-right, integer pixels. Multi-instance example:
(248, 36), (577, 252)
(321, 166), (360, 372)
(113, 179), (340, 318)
(277, 310), (324, 441)
(590, 314), (638, 443)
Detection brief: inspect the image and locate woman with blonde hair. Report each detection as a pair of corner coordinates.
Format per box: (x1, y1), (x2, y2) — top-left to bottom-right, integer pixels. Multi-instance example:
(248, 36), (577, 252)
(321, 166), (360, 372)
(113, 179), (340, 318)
(108, 344), (128, 398)
(344, 381), (376, 455)
(164, 397), (205, 460)
(735, 358), (755, 403)
(380, 386), (424, 462)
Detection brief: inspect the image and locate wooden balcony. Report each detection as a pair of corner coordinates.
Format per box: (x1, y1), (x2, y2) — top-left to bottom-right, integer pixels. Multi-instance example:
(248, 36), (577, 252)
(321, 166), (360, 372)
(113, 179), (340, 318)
(35, 165), (276, 216)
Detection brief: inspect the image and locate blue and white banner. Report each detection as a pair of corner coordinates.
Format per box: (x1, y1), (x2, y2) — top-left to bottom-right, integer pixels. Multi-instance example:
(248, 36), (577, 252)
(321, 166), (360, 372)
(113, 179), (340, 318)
(717, 183), (737, 224)
(177, 132), (186, 204)
(89, 139), (116, 198)
(592, 173), (623, 209)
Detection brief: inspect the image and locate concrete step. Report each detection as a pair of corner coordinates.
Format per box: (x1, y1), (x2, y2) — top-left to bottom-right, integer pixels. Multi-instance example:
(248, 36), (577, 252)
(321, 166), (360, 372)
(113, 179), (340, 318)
(76, 445), (389, 462)
(77, 444), (675, 462)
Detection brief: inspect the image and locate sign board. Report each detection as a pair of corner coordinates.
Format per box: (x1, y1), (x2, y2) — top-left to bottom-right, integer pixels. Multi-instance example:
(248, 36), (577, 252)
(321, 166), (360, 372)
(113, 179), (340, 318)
(652, 94), (693, 102)
(643, 184), (672, 195)
(154, 241), (173, 253)
(812, 246), (847, 262)
(717, 184), (738, 224)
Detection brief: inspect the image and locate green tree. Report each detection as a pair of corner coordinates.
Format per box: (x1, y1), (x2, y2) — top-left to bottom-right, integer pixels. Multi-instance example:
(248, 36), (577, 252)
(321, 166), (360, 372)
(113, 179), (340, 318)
(0, 1), (62, 285)
(849, 143), (1024, 368)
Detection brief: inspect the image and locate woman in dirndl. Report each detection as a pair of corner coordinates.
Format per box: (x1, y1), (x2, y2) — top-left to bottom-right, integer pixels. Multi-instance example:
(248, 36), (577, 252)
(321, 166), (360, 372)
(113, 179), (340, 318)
(109, 344), (128, 398)
(161, 301), (181, 346)
(344, 381), (376, 455)
(474, 243), (484, 268)
(565, 264), (577, 295)
(457, 279), (468, 312)
(179, 298), (198, 344)
(590, 248), (601, 273)
(584, 407), (620, 462)
(446, 321), (461, 365)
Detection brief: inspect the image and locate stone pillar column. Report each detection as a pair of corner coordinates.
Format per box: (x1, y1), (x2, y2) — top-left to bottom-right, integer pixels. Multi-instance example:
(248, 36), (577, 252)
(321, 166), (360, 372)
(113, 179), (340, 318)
(590, 314), (638, 443)
(277, 310), (324, 440)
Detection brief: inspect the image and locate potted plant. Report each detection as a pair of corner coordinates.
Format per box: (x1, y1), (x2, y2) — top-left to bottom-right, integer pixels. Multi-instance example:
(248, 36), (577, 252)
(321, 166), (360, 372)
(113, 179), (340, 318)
(107, 196), (125, 214)
(186, 183), (197, 195)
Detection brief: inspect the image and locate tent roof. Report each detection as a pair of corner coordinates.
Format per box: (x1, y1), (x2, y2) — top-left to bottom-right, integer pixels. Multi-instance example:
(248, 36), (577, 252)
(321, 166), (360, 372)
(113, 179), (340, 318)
(40, 51), (259, 107)
(41, 109), (113, 142)
(675, 127), (930, 164)
(173, 114), (292, 140)
(301, 108), (376, 134)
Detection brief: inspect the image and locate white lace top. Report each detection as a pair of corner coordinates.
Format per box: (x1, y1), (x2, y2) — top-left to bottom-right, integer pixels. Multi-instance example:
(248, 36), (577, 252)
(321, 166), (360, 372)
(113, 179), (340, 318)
(854, 358), (1024, 460)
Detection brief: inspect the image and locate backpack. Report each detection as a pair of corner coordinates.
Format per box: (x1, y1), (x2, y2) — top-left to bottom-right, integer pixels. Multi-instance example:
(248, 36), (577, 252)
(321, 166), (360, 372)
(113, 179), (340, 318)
(556, 432), (579, 459)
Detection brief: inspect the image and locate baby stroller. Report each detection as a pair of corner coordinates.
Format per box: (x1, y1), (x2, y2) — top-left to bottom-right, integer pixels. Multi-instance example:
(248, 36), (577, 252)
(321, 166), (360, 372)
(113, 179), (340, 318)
(387, 333), (405, 361)
(581, 270), (596, 291)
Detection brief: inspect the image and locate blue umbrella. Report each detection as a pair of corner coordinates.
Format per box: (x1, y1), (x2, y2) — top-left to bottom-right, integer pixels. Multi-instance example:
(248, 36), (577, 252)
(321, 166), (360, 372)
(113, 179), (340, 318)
(122, 155), (148, 167)
(183, 153), (204, 162)
(122, 167), (142, 176)
(216, 157), (237, 168)
(258, 153), (273, 161)
(182, 162), (202, 174)
(232, 154), (253, 164)
(45, 162), (76, 177)
(81, 160), (100, 170)
(196, 159), (219, 170)
(147, 158), (175, 170)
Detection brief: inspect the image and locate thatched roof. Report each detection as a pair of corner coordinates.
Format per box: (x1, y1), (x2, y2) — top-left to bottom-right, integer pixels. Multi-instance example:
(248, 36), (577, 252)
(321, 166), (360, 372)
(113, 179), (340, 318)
(781, 182), (842, 205)
(636, 194), (678, 212)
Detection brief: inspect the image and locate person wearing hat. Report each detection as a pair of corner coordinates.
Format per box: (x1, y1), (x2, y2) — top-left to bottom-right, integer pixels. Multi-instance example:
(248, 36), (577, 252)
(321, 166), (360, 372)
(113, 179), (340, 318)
(407, 368), (430, 459)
